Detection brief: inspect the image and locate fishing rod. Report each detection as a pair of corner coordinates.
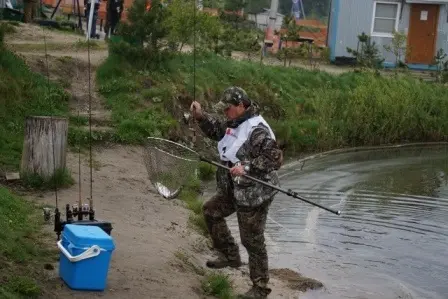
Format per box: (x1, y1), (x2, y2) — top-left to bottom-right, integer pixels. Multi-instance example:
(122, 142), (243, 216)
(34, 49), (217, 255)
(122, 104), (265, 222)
(199, 156), (341, 215)
(144, 136), (341, 216)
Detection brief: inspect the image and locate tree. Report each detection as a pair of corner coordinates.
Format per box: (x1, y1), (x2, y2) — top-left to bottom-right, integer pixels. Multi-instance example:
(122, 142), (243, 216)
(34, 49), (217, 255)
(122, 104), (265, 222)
(434, 48), (448, 83)
(203, 0), (224, 9)
(232, 29), (261, 60)
(224, 0), (245, 11)
(347, 32), (384, 70)
(245, 0), (269, 13)
(275, 15), (304, 66)
(118, 0), (169, 51)
(197, 13), (232, 56)
(383, 30), (409, 68)
(163, 0), (197, 52)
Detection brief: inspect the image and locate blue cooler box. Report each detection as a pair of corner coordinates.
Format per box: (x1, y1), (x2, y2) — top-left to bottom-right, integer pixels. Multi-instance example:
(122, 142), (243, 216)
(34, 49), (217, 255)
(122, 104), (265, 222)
(58, 224), (116, 291)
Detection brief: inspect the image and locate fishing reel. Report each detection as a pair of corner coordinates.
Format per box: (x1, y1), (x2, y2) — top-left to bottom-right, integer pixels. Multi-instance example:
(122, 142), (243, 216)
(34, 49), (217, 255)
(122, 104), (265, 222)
(45, 199), (113, 241)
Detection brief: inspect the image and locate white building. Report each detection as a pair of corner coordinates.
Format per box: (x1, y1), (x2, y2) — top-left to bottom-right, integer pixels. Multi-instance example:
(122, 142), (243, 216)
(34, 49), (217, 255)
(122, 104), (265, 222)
(247, 8), (285, 31)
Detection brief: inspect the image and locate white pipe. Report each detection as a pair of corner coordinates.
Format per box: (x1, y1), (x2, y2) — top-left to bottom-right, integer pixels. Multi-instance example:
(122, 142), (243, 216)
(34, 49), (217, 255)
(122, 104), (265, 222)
(264, 0), (279, 46)
(86, 0), (96, 41)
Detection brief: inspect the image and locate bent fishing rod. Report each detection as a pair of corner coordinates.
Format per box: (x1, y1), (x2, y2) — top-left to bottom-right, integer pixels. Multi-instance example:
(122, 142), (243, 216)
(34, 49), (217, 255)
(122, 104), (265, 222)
(184, 108), (341, 216)
(199, 156), (342, 216)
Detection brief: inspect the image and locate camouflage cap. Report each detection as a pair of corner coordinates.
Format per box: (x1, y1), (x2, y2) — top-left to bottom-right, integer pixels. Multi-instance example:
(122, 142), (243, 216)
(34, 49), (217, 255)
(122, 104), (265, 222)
(213, 86), (251, 111)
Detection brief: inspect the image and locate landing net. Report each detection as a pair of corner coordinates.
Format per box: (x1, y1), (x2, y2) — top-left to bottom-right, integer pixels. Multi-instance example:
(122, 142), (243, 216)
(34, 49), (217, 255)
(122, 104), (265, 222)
(143, 137), (200, 199)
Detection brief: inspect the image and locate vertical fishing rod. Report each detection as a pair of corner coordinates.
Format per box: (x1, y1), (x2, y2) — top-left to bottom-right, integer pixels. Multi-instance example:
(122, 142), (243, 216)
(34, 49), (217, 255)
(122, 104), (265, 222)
(87, 12), (95, 220)
(37, 1), (112, 239)
(193, 0), (196, 101)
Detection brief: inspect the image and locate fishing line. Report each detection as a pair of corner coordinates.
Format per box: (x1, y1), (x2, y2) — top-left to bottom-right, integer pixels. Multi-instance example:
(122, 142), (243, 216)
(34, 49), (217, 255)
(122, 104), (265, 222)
(39, 6), (105, 239)
(87, 22), (93, 208)
(193, 0), (196, 101)
(42, 25), (59, 210)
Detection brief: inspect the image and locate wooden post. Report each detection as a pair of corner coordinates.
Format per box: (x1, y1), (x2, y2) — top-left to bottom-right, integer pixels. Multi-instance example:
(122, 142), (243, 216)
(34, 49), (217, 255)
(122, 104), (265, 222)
(21, 116), (69, 178)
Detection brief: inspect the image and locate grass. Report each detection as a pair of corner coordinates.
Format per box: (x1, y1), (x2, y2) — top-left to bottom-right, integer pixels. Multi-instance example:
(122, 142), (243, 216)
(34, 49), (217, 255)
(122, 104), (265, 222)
(96, 55), (178, 143)
(174, 250), (235, 299)
(0, 39), (70, 173)
(179, 174), (209, 237)
(96, 49), (448, 156)
(21, 168), (75, 190)
(201, 272), (235, 299)
(0, 187), (58, 298)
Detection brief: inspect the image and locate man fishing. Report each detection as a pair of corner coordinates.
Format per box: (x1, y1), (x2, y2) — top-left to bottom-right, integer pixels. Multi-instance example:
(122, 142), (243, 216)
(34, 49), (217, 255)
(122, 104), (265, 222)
(190, 87), (283, 299)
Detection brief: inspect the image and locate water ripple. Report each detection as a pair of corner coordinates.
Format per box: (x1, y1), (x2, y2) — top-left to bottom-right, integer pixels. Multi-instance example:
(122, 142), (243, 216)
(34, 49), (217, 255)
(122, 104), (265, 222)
(266, 145), (448, 299)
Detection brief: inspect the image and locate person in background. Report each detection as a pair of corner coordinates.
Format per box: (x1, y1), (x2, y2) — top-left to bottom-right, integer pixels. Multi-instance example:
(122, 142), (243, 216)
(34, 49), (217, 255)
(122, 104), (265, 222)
(84, 0), (100, 39)
(104, 0), (123, 39)
(190, 86), (283, 299)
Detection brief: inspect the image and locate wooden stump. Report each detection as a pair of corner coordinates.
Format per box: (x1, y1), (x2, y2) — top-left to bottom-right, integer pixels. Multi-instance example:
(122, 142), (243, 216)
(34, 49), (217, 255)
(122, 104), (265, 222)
(21, 116), (69, 178)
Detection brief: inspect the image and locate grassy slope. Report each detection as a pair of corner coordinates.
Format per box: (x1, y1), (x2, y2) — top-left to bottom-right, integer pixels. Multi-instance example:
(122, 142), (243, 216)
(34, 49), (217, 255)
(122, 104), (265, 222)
(0, 187), (58, 299)
(0, 43), (70, 172)
(97, 51), (448, 157)
(0, 25), (66, 298)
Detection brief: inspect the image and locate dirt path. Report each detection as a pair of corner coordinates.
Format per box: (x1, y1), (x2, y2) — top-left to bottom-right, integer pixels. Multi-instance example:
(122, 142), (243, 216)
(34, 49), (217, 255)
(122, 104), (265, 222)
(6, 23), (111, 124)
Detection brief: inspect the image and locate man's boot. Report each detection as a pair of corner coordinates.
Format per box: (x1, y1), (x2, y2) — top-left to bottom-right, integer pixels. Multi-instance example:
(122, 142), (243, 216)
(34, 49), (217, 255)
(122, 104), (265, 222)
(206, 253), (242, 269)
(236, 286), (272, 299)
(206, 257), (242, 269)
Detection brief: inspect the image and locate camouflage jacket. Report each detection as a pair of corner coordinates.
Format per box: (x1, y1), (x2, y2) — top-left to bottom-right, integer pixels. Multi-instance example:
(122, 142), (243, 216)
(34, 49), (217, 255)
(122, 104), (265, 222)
(198, 104), (283, 207)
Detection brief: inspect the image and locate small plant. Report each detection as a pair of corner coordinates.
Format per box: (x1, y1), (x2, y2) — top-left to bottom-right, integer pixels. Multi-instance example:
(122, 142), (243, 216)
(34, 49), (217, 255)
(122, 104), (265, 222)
(114, 0), (170, 66)
(383, 30), (410, 69)
(21, 168), (75, 190)
(201, 272), (234, 299)
(178, 174), (209, 236)
(198, 162), (216, 181)
(275, 16), (304, 67)
(347, 32), (384, 70)
(3, 276), (41, 298)
(434, 48), (448, 83)
(0, 22), (17, 45)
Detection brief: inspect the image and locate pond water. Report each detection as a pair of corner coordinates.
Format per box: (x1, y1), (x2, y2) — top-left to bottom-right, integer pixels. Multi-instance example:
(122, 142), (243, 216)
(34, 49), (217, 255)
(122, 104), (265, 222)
(224, 145), (448, 299)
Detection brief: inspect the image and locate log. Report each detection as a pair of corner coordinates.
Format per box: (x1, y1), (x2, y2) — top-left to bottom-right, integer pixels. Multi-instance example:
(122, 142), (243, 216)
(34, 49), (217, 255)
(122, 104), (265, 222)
(21, 116), (69, 178)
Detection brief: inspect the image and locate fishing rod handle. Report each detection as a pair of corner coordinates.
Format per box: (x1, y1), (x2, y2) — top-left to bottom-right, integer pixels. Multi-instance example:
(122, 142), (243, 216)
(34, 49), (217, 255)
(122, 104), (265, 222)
(199, 156), (341, 216)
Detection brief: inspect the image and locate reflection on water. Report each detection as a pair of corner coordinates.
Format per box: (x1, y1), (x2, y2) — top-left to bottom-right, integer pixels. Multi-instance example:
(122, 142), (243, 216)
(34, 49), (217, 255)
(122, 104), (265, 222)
(223, 145), (448, 299)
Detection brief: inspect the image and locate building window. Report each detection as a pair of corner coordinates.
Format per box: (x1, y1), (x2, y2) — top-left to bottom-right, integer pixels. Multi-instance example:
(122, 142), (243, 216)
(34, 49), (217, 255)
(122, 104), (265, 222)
(371, 2), (400, 37)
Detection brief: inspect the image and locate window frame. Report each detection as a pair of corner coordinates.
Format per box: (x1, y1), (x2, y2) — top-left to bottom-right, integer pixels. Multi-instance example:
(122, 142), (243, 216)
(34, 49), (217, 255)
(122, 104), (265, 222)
(371, 1), (401, 38)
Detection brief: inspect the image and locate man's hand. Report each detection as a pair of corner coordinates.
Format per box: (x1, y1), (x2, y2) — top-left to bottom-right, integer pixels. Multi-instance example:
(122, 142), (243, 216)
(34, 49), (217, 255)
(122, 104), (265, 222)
(190, 101), (203, 120)
(230, 165), (245, 176)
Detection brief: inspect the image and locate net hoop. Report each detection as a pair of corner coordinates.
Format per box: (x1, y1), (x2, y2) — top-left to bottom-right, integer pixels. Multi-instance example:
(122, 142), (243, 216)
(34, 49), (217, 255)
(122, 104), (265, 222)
(144, 137), (200, 199)
(146, 137), (199, 162)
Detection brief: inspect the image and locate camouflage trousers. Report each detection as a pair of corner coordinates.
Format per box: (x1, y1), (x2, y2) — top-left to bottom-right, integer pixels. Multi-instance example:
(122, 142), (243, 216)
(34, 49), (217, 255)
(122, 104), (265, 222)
(203, 192), (272, 291)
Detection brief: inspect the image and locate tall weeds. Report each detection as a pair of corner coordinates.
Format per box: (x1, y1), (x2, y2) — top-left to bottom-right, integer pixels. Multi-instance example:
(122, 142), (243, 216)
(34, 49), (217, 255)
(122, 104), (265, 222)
(97, 51), (448, 156)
